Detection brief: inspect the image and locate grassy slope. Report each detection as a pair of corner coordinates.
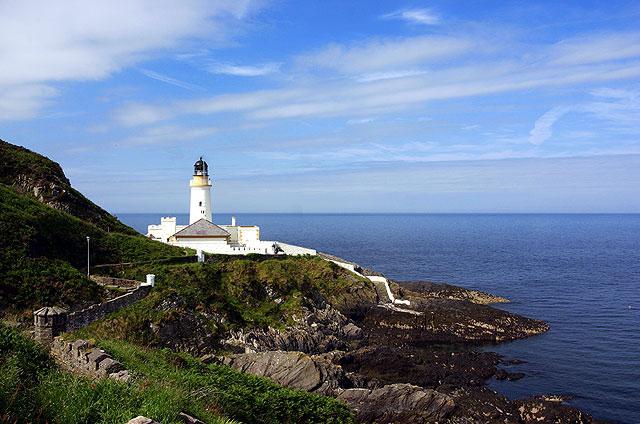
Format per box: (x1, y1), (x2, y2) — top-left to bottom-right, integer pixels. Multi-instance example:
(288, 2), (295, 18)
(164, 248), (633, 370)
(0, 183), (190, 313)
(0, 139), (135, 235)
(75, 256), (372, 345)
(0, 325), (354, 424)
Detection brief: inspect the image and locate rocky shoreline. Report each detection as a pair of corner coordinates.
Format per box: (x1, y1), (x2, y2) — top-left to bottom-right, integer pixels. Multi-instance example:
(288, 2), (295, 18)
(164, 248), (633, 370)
(141, 261), (604, 423)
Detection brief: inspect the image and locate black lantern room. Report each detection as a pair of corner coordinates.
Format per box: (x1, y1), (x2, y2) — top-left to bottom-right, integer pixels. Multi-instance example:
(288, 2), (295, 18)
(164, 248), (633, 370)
(193, 157), (209, 176)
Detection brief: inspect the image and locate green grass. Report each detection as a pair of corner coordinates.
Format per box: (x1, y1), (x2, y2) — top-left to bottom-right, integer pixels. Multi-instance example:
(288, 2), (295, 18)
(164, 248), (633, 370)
(99, 339), (355, 424)
(0, 325), (353, 424)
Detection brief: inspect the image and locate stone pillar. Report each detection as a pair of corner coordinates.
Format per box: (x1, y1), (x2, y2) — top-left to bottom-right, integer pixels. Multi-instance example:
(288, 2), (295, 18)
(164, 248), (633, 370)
(33, 306), (68, 344)
(145, 274), (155, 287)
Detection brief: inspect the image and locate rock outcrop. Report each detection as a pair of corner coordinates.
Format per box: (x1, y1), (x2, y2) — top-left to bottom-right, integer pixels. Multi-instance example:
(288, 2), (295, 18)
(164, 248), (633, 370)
(219, 350), (456, 423)
(515, 396), (607, 424)
(149, 293), (217, 355)
(359, 294), (548, 346)
(337, 384), (455, 423)
(221, 301), (363, 354)
(220, 350), (354, 395)
(399, 280), (509, 304)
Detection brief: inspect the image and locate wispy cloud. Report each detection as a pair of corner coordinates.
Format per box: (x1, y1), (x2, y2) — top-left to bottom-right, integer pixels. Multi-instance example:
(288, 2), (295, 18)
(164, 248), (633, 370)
(0, 0), (262, 120)
(528, 87), (640, 145)
(207, 62), (281, 77)
(118, 125), (218, 146)
(528, 106), (572, 145)
(115, 30), (640, 127)
(138, 69), (203, 91)
(296, 35), (474, 73)
(356, 69), (428, 83)
(381, 8), (440, 26)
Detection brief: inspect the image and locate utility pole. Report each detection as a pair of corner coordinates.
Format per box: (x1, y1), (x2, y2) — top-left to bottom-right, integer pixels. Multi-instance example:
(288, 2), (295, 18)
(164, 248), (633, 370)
(86, 236), (90, 277)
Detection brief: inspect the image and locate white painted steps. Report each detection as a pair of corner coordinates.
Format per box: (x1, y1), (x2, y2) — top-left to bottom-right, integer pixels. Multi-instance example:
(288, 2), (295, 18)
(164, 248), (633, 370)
(327, 259), (421, 316)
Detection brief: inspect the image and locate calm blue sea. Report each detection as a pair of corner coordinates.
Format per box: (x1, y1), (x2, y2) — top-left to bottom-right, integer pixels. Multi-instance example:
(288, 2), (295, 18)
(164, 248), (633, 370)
(119, 213), (640, 423)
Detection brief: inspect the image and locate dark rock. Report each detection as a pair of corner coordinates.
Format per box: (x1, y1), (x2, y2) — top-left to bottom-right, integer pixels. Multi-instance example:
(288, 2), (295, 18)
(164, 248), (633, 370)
(221, 350), (353, 395)
(515, 396), (607, 423)
(503, 358), (527, 365)
(357, 295), (548, 346)
(337, 383), (455, 423)
(398, 281), (509, 304)
(150, 293), (216, 355)
(338, 346), (500, 388)
(178, 412), (206, 424)
(441, 385), (521, 423)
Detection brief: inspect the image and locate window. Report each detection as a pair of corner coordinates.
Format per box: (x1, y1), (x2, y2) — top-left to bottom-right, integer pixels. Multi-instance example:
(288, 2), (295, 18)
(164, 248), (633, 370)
(198, 201), (202, 206)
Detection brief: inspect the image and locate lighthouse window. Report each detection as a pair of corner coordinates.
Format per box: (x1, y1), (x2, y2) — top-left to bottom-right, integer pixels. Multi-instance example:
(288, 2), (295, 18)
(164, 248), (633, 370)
(198, 201), (202, 206)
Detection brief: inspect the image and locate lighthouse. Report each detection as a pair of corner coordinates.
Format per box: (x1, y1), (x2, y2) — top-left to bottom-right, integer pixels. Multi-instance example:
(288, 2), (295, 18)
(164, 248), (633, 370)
(189, 157), (212, 224)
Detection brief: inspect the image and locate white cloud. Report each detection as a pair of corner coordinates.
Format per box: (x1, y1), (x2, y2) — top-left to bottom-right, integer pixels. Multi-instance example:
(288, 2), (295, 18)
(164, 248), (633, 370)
(381, 8), (440, 26)
(295, 35), (475, 73)
(138, 69), (203, 91)
(528, 88), (640, 145)
(0, 84), (58, 120)
(207, 62), (281, 76)
(112, 30), (640, 128)
(0, 0), (261, 120)
(118, 124), (218, 146)
(356, 69), (428, 83)
(528, 106), (572, 145)
(549, 32), (640, 66)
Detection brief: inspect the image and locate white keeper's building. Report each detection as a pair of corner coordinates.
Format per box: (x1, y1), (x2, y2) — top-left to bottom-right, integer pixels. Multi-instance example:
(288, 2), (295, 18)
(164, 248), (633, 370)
(147, 158), (316, 256)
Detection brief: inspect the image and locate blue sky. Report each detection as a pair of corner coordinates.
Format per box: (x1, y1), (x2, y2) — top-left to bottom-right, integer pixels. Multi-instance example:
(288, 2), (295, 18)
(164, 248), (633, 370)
(1, 0), (639, 213)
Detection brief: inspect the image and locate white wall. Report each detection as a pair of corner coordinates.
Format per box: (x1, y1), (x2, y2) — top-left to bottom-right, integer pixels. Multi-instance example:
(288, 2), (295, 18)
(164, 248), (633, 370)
(275, 242), (317, 256)
(147, 217), (184, 242)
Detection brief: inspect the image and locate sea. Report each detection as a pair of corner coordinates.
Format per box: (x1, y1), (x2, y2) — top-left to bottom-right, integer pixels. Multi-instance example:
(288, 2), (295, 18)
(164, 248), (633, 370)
(119, 213), (640, 424)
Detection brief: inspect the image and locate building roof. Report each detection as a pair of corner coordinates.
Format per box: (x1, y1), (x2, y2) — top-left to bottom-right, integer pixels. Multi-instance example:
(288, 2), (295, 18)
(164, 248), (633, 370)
(173, 219), (229, 238)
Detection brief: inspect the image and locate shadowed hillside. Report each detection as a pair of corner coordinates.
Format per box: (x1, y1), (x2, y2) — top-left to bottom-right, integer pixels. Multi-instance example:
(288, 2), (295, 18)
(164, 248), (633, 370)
(0, 139), (134, 235)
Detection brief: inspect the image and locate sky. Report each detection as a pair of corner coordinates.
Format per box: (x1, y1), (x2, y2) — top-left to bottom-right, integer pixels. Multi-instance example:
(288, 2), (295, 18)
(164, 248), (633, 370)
(1, 0), (640, 213)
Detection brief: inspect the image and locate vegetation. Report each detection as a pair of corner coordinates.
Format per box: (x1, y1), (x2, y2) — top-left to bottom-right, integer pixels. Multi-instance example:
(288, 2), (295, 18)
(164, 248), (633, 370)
(0, 140), (360, 423)
(74, 256), (369, 345)
(0, 183), (190, 313)
(0, 325), (353, 424)
(0, 139), (135, 235)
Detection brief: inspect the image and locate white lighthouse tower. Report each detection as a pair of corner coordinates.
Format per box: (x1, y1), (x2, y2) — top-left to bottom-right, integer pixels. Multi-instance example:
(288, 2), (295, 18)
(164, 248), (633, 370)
(189, 157), (212, 224)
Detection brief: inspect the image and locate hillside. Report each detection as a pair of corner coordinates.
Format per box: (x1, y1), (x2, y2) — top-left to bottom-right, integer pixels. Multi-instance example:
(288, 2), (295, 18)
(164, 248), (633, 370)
(0, 140), (192, 314)
(0, 139), (135, 235)
(0, 141), (362, 423)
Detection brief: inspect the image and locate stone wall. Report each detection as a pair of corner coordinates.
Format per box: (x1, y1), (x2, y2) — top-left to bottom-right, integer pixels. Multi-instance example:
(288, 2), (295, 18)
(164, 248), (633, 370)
(90, 275), (140, 289)
(50, 337), (130, 381)
(66, 284), (152, 332)
(34, 282), (152, 343)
